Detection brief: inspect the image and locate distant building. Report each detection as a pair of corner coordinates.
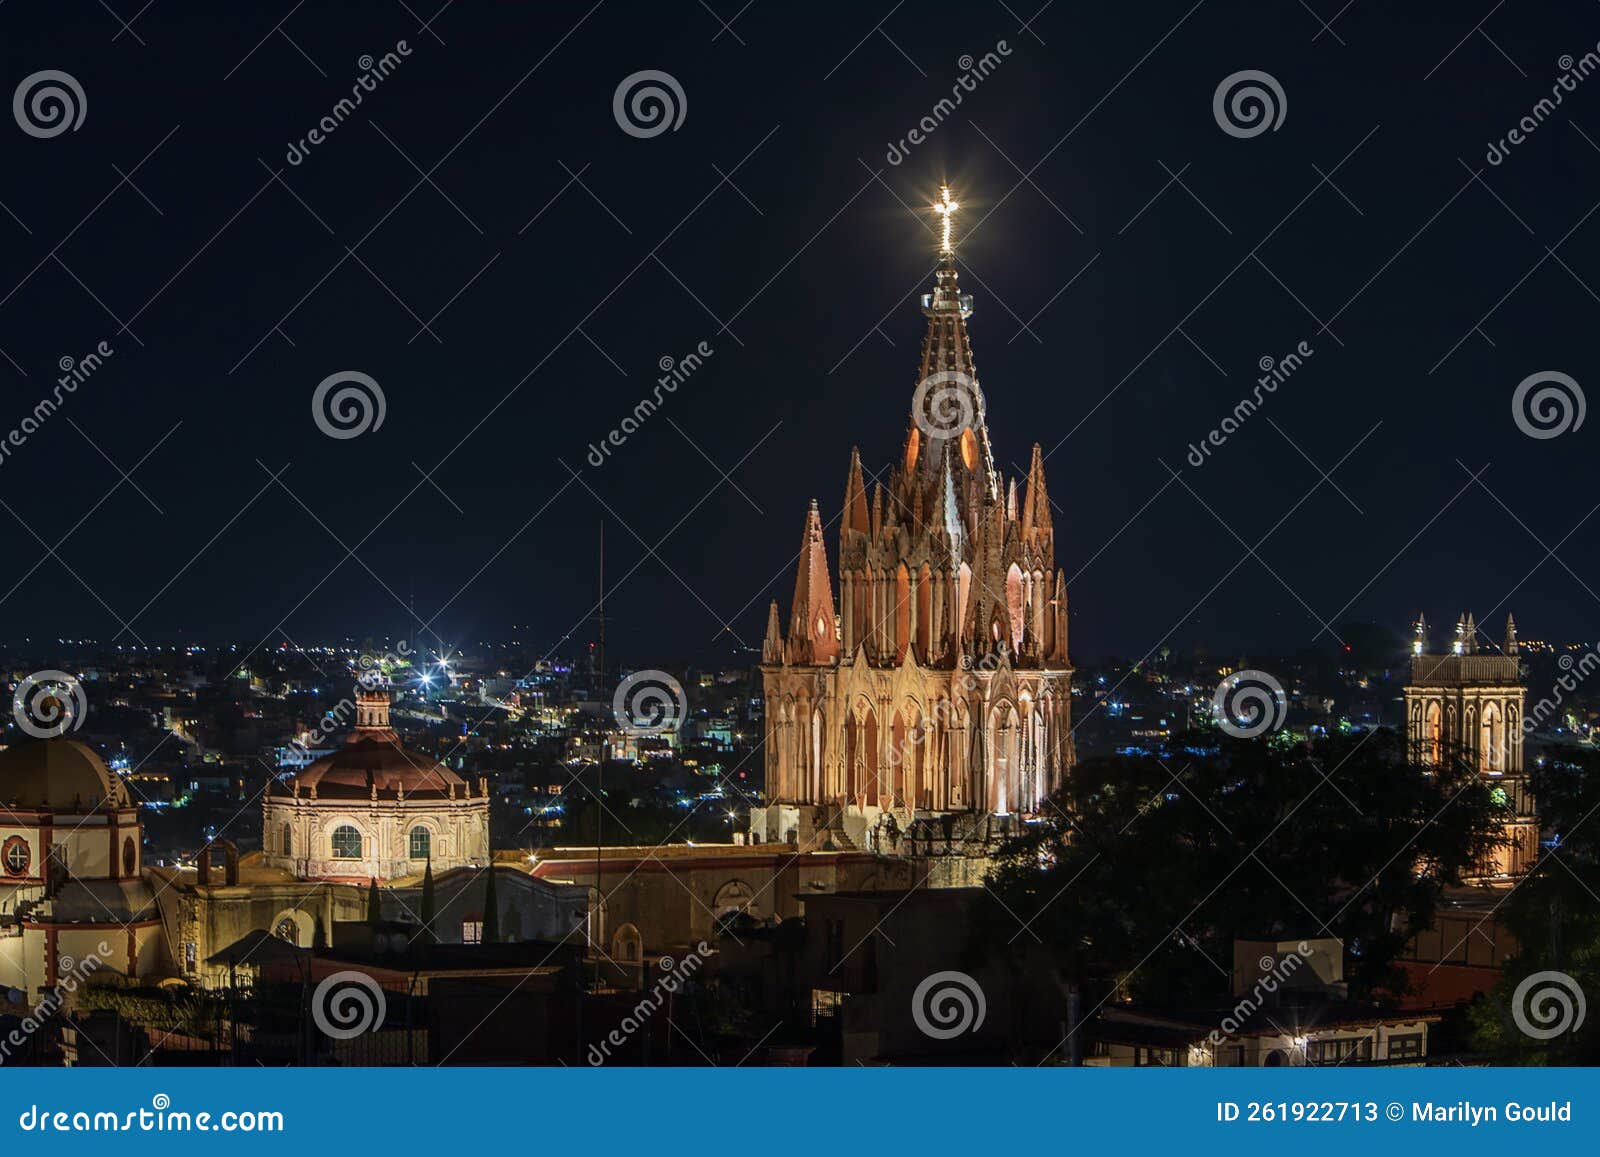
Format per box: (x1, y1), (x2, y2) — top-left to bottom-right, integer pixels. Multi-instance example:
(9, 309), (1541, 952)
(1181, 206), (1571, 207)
(525, 843), (909, 985)
(1088, 939), (1439, 1067)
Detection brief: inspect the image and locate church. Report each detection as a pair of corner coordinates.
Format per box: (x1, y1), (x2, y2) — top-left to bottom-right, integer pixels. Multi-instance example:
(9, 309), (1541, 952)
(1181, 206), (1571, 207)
(752, 188), (1073, 863)
(0, 739), (165, 993)
(0, 677), (587, 998)
(260, 678), (492, 882)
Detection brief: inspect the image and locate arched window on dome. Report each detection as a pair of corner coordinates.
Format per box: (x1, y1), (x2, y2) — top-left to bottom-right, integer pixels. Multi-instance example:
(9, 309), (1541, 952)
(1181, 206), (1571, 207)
(281, 823), (292, 856)
(409, 826), (431, 860)
(331, 825), (362, 859)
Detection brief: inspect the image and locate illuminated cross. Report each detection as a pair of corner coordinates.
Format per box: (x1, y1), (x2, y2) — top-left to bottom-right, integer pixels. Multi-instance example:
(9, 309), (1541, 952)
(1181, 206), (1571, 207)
(934, 184), (959, 258)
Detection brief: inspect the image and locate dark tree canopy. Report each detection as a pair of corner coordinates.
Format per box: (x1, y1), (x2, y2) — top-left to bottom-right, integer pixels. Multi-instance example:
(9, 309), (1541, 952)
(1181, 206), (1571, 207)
(981, 729), (1504, 1007)
(1470, 745), (1600, 1064)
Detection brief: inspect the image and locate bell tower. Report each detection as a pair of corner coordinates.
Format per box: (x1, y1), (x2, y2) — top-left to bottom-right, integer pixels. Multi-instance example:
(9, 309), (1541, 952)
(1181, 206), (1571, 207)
(1403, 611), (1537, 877)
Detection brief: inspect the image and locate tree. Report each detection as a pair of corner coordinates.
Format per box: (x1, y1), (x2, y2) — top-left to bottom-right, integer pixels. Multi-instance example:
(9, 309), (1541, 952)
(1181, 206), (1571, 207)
(419, 857), (438, 945)
(1469, 745), (1600, 1063)
(366, 877), (382, 927)
(481, 865), (500, 944)
(980, 729), (1504, 1014)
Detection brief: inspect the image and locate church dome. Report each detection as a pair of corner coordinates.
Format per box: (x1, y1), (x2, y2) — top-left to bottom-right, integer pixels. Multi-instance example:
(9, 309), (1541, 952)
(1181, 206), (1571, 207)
(0, 738), (132, 810)
(288, 730), (466, 799)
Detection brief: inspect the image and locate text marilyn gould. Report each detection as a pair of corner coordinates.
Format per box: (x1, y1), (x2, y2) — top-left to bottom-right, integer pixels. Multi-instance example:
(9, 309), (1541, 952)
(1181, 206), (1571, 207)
(1413, 1101), (1572, 1125)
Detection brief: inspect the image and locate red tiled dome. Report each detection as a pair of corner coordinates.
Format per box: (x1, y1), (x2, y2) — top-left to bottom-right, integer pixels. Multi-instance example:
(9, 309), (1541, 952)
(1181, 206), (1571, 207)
(288, 729), (464, 799)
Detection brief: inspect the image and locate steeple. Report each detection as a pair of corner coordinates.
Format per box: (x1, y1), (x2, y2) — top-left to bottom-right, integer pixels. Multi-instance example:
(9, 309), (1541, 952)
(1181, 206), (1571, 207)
(843, 446), (870, 538)
(762, 600), (784, 664)
(900, 183), (999, 509)
(755, 177), (1076, 828)
(1021, 442), (1053, 535)
(1504, 613), (1519, 654)
(786, 500), (839, 665)
(1413, 612), (1427, 655)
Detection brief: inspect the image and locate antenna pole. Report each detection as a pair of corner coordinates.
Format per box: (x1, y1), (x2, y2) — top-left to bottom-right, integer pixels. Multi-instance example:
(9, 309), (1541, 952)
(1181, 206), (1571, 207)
(595, 521), (604, 990)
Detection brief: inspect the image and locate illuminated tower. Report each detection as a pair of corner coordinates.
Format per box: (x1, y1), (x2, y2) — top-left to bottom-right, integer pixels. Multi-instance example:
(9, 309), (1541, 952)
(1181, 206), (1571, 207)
(755, 186), (1073, 862)
(1404, 612), (1537, 877)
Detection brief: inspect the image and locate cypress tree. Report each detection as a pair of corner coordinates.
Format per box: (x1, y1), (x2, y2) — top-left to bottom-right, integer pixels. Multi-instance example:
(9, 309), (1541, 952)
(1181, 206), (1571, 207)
(481, 865), (499, 944)
(366, 877), (382, 927)
(420, 857), (437, 945)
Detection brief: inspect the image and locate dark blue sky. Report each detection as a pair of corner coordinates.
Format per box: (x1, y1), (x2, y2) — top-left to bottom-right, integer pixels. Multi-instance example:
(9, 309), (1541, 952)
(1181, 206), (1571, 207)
(0, 1), (1594, 666)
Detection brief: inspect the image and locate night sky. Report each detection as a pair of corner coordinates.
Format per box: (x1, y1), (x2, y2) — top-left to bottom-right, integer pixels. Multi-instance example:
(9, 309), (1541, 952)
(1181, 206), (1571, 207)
(0, 1), (1595, 667)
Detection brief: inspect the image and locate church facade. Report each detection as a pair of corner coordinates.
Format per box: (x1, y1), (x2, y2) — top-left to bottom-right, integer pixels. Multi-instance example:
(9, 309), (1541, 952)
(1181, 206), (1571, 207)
(753, 188), (1073, 856)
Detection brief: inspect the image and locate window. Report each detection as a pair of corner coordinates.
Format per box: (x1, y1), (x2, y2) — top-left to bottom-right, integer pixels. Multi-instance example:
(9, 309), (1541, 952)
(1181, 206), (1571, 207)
(2, 837), (30, 877)
(274, 916), (299, 944)
(1388, 1033), (1423, 1060)
(1307, 1036), (1373, 1065)
(612, 924), (642, 963)
(184, 941), (197, 972)
(811, 990), (845, 1024)
(282, 823), (292, 855)
(1135, 1046), (1182, 1067)
(462, 919), (483, 945)
(331, 825), (362, 859)
(408, 826), (431, 860)
(122, 836), (136, 876)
